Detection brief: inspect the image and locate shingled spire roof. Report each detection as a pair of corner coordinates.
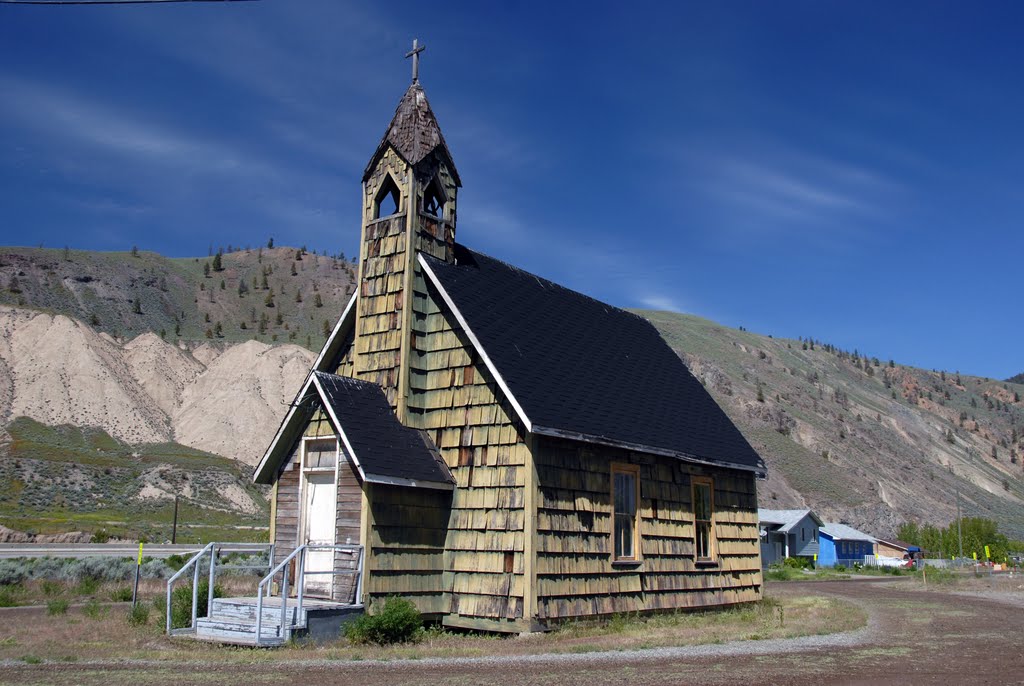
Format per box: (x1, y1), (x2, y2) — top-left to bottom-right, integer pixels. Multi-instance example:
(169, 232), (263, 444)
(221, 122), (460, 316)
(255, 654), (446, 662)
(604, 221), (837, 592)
(362, 82), (461, 185)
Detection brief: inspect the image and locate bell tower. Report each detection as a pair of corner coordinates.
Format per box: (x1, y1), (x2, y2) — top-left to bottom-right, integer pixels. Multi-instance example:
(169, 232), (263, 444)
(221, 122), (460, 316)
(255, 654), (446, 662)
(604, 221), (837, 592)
(353, 40), (461, 418)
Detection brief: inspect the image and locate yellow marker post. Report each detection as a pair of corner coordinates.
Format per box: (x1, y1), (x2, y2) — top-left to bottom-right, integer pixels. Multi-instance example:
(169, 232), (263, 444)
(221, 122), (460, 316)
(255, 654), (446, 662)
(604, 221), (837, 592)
(132, 543), (144, 607)
(984, 545), (991, 560)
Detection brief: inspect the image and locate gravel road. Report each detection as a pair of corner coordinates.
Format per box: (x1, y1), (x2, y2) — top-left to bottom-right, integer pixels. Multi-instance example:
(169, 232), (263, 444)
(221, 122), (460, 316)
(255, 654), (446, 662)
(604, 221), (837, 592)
(4, 577), (1023, 685)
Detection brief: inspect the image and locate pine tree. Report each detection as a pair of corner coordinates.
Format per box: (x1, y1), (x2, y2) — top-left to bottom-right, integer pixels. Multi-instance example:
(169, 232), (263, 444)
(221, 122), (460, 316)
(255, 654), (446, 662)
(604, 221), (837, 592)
(295, 290), (302, 303)
(267, 237), (274, 249)
(131, 245), (139, 258)
(203, 262), (210, 278)
(261, 272), (269, 290)
(220, 279), (226, 290)
(322, 319), (330, 337)
(212, 251), (223, 272)
(133, 297), (142, 314)
(7, 276), (20, 294)
(275, 311), (283, 326)
(290, 262), (297, 276)
(264, 291), (275, 308)
(314, 293), (323, 308)
(214, 322), (223, 338)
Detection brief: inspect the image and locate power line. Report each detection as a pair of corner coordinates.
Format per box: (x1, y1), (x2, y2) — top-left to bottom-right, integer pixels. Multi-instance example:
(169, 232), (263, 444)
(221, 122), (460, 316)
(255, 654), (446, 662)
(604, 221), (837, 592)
(1, 0), (258, 5)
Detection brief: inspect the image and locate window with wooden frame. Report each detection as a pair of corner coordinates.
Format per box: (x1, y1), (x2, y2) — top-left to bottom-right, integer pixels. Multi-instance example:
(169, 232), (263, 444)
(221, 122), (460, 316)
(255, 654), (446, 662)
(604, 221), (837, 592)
(611, 464), (640, 562)
(692, 477), (715, 563)
(303, 437), (338, 471)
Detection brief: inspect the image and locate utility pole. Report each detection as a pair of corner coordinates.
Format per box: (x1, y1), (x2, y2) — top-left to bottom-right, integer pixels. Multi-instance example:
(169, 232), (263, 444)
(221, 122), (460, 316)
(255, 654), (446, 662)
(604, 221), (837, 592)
(172, 496), (179, 545)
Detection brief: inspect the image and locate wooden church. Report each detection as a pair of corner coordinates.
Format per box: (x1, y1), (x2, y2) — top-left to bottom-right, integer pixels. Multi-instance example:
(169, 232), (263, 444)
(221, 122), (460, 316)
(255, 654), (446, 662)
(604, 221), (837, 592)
(253, 51), (767, 632)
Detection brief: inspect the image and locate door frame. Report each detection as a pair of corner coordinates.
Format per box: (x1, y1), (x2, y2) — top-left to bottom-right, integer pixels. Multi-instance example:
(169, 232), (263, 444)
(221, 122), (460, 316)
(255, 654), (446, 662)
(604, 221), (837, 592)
(299, 436), (340, 598)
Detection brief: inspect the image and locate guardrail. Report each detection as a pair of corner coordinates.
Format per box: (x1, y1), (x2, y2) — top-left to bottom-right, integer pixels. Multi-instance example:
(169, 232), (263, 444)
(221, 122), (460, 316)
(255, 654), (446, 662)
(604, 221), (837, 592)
(254, 544), (363, 646)
(165, 542), (274, 636)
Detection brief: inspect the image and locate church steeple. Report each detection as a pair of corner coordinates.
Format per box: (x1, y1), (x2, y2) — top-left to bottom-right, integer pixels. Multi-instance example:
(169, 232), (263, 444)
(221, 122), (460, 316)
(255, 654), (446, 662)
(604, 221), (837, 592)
(352, 44), (461, 417)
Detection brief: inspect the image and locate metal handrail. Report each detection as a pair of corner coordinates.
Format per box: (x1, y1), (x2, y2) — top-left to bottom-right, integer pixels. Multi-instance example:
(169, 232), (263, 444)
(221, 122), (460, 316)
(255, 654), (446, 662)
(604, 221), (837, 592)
(166, 542), (275, 636)
(255, 544), (364, 646)
(166, 543), (214, 635)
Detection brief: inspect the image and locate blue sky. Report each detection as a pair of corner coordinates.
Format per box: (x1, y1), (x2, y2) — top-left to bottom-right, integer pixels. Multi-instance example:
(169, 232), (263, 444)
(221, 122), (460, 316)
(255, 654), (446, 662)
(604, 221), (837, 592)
(0, 1), (1021, 379)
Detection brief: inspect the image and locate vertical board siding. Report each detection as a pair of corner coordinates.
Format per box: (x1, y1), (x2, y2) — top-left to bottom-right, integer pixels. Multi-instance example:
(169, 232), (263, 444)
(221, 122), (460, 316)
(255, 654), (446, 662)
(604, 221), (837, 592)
(273, 443), (301, 566)
(534, 437), (761, 620)
(406, 268), (528, 622)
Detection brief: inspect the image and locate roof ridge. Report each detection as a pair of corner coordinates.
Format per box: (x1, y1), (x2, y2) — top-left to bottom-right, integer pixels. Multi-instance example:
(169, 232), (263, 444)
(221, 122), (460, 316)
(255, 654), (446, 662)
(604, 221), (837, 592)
(426, 245), (651, 324)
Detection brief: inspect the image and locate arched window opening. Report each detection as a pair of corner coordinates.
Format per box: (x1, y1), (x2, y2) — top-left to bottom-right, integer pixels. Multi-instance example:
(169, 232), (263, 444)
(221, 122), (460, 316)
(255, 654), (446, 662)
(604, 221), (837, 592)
(373, 175), (401, 219)
(422, 176), (446, 218)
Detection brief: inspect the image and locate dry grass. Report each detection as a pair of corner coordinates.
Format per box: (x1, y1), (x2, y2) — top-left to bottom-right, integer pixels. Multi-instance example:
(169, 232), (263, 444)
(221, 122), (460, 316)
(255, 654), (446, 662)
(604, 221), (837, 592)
(0, 591), (865, 665)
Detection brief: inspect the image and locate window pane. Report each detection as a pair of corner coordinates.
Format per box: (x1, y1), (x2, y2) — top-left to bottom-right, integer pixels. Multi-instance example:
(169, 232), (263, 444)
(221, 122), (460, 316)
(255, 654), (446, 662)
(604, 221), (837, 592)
(306, 440), (337, 469)
(694, 483), (711, 520)
(615, 513), (633, 559)
(696, 522), (710, 559)
(614, 473), (635, 515)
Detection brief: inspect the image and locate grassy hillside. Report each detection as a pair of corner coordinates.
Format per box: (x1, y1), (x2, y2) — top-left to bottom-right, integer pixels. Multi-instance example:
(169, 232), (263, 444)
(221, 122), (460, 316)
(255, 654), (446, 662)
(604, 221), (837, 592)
(641, 310), (1024, 539)
(0, 417), (269, 542)
(1009, 372), (1024, 384)
(0, 245), (355, 351)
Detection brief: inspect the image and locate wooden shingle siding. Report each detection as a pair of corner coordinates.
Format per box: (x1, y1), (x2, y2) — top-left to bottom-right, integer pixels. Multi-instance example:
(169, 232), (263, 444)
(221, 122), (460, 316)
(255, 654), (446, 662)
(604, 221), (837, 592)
(534, 437), (761, 621)
(403, 268), (528, 622)
(366, 485), (450, 616)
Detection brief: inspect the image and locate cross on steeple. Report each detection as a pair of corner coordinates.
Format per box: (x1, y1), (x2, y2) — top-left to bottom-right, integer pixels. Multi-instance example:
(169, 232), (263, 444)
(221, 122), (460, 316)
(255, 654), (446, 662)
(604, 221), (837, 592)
(405, 38), (425, 84)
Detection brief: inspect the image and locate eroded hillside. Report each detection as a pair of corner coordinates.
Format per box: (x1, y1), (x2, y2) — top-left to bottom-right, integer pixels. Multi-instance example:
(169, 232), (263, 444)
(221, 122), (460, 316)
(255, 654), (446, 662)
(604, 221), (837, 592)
(643, 311), (1024, 539)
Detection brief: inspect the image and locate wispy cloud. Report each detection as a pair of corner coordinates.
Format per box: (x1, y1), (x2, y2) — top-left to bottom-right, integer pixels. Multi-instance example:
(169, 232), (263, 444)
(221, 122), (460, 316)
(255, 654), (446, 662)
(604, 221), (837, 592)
(0, 75), (269, 178)
(636, 293), (686, 313)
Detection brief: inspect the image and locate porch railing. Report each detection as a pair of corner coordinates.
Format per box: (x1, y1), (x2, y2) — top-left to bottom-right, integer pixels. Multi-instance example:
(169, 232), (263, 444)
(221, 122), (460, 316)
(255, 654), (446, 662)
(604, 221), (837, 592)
(165, 542), (275, 636)
(254, 544), (364, 646)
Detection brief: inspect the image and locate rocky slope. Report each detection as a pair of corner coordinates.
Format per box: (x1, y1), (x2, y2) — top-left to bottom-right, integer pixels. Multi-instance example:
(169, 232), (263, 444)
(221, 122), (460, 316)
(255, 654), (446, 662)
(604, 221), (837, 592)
(0, 305), (315, 465)
(643, 311), (1024, 539)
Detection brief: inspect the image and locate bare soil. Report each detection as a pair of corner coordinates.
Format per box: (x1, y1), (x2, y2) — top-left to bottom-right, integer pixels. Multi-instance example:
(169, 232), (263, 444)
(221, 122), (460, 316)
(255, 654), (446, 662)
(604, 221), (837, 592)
(2, 576), (1023, 685)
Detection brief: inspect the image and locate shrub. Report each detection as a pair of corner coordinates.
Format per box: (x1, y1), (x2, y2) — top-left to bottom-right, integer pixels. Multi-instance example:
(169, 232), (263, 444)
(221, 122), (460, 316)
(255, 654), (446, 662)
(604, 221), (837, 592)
(126, 602), (150, 627)
(0, 560), (30, 586)
(346, 597), (423, 645)
(47, 598), (69, 616)
(0, 585), (21, 608)
(41, 580), (62, 597)
(783, 556), (813, 570)
(110, 587), (133, 603)
(834, 564), (847, 573)
(169, 580), (223, 629)
(140, 559), (173, 579)
(82, 599), (107, 619)
(76, 577), (101, 596)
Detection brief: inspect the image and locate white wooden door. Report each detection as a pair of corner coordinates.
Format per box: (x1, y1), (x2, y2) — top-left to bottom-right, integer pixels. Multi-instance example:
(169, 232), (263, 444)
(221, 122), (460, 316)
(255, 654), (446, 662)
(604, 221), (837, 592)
(301, 472), (336, 597)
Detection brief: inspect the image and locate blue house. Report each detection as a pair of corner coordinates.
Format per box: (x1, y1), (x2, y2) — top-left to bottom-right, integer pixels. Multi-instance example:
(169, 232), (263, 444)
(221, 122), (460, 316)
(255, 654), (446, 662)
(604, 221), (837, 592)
(818, 523), (876, 567)
(758, 509), (823, 567)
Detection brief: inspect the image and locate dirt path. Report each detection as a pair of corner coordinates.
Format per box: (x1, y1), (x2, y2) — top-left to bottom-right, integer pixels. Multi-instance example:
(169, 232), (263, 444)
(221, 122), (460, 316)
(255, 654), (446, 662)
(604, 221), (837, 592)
(5, 578), (1024, 685)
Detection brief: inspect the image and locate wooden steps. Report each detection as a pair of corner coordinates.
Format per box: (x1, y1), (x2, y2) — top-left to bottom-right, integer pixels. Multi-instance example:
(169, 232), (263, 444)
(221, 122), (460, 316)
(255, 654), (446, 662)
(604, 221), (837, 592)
(188, 596), (360, 647)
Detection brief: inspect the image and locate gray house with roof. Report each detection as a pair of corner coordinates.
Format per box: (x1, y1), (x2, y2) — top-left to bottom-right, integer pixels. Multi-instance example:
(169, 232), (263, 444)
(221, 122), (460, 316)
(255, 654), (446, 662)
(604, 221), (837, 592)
(253, 67), (768, 632)
(758, 508), (823, 567)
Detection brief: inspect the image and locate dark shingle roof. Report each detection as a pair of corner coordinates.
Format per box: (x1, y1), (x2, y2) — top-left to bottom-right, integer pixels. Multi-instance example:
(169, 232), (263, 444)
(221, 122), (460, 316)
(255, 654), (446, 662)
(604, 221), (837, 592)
(363, 83), (460, 185)
(421, 246), (766, 475)
(314, 372), (453, 487)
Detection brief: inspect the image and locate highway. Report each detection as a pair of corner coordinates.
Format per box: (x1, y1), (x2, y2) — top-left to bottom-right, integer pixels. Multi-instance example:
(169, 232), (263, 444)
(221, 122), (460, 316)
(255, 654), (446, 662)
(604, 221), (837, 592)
(0, 543), (268, 559)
